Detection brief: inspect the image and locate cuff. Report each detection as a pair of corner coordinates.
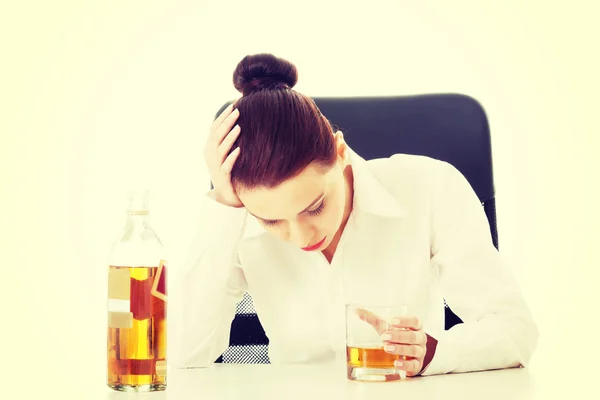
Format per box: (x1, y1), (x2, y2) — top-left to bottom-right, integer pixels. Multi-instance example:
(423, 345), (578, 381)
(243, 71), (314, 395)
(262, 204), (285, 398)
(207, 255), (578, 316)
(200, 191), (249, 234)
(418, 333), (438, 375)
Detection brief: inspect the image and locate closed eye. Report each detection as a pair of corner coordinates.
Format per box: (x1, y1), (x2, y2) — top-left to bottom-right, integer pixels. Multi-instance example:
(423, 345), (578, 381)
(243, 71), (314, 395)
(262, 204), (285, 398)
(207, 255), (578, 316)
(260, 200), (325, 227)
(307, 201), (325, 216)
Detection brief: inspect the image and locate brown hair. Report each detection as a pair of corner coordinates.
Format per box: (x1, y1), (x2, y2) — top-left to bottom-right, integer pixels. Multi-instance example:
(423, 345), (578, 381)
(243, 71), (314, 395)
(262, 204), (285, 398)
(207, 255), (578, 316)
(229, 53), (337, 190)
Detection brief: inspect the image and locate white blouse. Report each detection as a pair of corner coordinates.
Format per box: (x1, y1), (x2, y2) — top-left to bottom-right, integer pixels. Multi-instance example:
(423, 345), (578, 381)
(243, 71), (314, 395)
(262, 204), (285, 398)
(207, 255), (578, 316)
(170, 149), (538, 376)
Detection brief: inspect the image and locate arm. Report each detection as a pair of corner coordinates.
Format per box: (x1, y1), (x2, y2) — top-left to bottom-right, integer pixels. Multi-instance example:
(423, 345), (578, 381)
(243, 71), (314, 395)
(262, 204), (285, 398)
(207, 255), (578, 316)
(170, 191), (248, 369)
(421, 162), (539, 376)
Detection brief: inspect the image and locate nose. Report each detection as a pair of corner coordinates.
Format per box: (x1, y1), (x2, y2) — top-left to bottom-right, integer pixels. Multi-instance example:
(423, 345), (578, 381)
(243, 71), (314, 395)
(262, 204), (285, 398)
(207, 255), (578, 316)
(287, 221), (314, 248)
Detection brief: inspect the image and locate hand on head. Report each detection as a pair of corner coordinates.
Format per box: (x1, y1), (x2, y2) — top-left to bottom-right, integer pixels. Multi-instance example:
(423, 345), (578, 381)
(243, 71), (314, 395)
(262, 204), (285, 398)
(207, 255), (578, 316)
(204, 103), (243, 208)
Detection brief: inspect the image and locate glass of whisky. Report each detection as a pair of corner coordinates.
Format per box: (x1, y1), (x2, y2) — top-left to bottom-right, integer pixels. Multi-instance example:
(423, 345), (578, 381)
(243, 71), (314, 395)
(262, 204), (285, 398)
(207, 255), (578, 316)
(345, 304), (408, 382)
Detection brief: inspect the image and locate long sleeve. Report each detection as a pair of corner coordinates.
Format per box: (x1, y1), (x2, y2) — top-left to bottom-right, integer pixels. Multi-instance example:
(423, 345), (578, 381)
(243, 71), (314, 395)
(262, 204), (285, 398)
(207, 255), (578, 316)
(421, 162), (539, 376)
(170, 191), (249, 369)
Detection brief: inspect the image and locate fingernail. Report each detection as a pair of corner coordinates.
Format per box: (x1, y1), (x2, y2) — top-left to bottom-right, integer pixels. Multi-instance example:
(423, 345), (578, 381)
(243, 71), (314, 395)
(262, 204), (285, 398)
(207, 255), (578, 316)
(390, 319), (400, 326)
(384, 345), (395, 352)
(394, 360), (403, 367)
(381, 333), (391, 341)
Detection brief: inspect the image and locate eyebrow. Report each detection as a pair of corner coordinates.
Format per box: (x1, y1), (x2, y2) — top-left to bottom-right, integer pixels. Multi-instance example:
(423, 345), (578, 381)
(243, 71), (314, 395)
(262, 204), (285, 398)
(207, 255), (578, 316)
(248, 192), (325, 221)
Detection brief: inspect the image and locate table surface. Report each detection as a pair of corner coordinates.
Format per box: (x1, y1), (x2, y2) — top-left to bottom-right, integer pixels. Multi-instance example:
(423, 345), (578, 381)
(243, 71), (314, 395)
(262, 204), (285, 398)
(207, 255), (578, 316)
(103, 361), (539, 400)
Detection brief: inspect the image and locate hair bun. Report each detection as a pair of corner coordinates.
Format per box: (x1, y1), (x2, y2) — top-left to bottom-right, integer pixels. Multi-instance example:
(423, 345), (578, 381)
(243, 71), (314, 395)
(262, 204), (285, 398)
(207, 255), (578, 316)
(233, 53), (298, 96)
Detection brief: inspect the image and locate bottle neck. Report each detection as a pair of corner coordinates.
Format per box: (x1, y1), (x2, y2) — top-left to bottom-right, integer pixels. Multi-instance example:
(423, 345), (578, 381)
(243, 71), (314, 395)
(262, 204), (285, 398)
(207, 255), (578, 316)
(125, 211), (150, 231)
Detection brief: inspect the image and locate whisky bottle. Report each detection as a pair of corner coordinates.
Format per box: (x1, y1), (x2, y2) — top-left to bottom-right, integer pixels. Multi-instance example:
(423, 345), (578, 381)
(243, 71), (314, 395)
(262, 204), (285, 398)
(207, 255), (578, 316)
(107, 190), (167, 392)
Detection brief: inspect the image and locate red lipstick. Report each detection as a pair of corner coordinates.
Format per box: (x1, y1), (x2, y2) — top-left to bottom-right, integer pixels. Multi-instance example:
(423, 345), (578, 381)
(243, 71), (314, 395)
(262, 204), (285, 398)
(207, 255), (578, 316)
(302, 236), (326, 251)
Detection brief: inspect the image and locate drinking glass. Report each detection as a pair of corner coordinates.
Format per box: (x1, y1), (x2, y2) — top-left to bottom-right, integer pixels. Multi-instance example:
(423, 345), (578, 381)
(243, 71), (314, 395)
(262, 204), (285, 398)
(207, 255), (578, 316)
(345, 304), (409, 382)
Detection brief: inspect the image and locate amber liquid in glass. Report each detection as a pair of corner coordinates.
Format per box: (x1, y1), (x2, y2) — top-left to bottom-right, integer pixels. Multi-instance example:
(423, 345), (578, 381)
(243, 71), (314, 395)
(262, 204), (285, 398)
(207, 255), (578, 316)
(107, 266), (166, 391)
(346, 345), (403, 381)
(347, 345), (400, 368)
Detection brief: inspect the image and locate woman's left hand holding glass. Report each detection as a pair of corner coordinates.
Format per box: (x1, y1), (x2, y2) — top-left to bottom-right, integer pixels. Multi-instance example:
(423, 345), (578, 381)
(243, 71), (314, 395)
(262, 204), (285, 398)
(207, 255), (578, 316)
(380, 316), (428, 377)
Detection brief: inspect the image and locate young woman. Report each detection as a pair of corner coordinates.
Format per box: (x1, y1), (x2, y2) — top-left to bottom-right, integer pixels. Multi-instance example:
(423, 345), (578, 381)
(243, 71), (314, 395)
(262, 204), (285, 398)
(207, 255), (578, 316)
(172, 53), (538, 377)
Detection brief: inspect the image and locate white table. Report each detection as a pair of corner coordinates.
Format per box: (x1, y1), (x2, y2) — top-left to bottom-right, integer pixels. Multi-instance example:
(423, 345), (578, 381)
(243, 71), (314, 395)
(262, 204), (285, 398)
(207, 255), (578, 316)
(105, 361), (536, 400)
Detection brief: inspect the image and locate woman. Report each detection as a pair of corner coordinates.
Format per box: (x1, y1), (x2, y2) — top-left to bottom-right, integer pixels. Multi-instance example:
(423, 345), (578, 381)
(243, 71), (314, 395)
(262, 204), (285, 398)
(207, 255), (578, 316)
(172, 53), (538, 377)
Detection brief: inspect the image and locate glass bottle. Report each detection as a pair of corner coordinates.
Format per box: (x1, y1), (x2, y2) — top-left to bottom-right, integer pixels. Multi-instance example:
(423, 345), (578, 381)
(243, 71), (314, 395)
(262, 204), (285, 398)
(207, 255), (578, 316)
(107, 190), (168, 392)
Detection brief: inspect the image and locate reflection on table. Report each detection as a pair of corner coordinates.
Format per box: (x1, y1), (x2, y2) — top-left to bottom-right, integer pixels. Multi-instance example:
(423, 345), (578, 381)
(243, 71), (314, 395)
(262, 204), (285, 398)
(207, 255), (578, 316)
(105, 361), (534, 400)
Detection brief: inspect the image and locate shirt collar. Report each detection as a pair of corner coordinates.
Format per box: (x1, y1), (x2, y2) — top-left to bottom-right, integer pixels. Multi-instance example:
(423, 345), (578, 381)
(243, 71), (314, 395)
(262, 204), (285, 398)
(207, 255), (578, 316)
(348, 148), (409, 219)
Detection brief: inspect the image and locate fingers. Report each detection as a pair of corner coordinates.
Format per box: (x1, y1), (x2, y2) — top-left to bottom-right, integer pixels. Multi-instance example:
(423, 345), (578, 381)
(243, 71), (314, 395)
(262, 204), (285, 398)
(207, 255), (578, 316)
(221, 147), (241, 174)
(356, 310), (422, 335)
(355, 310), (426, 377)
(218, 124), (241, 159)
(383, 342), (426, 359)
(381, 329), (427, 346)
(210, 107), (240, 146)
(394, 358), (422, 377)
(382, 323), (427, 377)
(211, 103), (234, 131)
(390, 316), (422, 331)
(355, 308), (387, 335)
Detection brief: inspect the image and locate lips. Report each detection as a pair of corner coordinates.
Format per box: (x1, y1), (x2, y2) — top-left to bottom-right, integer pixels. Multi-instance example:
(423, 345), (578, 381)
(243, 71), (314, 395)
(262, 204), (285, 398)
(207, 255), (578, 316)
(302, 236), (327, 251)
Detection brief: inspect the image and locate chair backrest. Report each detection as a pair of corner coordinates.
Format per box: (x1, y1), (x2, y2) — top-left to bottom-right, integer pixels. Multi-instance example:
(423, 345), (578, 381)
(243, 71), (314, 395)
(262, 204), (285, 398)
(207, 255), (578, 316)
(312, 94), (497, 247)
(212, 93), (497, 363)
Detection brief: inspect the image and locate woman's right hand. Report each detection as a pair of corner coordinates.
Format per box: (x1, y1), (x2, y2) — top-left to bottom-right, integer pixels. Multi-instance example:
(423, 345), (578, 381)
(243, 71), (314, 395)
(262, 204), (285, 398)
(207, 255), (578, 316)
(203, 103), (243, 208)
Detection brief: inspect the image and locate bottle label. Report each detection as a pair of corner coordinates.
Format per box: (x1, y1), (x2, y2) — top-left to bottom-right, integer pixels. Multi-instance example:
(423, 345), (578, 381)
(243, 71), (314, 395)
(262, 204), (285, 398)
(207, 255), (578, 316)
(107, 260), (167, 326)
(107, 261), (168, 387)
(151, 260), (167, 302)
(107, 267), (133, 328)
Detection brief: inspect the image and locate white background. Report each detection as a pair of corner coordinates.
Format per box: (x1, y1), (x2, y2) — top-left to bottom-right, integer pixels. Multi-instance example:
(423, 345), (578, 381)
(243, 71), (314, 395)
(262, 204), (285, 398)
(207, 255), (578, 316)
(2, 0), (598, 397)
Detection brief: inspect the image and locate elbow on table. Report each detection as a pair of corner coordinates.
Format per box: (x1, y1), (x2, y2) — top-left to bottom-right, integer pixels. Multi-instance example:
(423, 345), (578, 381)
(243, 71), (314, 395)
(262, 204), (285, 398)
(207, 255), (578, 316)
(511, 310), (540, 368)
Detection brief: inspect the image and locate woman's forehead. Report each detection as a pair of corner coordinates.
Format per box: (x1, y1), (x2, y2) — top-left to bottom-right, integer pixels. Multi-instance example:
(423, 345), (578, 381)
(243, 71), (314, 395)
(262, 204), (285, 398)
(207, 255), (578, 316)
(240, 165), (336, 219)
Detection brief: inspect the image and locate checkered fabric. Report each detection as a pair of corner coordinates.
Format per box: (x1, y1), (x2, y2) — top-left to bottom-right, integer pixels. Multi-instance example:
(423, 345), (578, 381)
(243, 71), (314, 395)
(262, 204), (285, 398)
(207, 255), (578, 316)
(217, 292), (270, 364)
(221, 344), (270, 364)
(236, 292), (257, 314)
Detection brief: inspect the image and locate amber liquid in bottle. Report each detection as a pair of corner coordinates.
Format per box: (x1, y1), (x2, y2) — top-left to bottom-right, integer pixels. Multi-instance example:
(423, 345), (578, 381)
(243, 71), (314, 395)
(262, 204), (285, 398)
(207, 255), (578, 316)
(107, 264), (167, 391)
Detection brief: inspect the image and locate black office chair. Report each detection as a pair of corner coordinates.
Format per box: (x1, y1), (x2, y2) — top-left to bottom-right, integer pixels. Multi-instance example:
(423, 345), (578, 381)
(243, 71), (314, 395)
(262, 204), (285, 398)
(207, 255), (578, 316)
(213, 93), (497, 364)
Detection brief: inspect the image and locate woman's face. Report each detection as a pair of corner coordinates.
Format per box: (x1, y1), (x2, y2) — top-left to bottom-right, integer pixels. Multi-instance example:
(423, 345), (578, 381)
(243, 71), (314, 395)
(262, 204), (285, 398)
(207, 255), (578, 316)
(238, 135), (351, 252)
